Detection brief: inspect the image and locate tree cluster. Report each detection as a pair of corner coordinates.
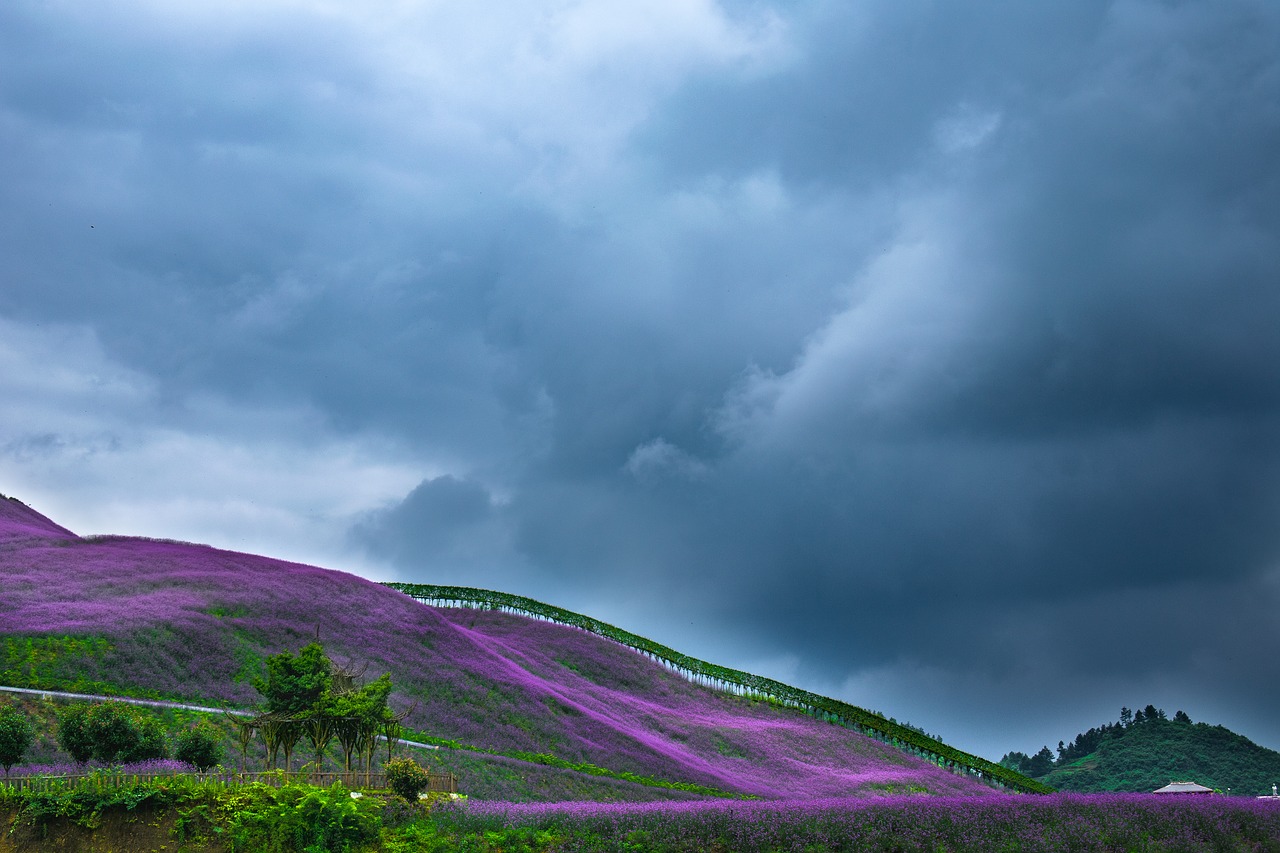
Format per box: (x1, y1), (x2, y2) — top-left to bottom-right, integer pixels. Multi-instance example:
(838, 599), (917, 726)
(1001, 704), (1193, 778)
(2, 700), (224, 775)
(1, 642), (404, 780)
(235, 642), (408, 777)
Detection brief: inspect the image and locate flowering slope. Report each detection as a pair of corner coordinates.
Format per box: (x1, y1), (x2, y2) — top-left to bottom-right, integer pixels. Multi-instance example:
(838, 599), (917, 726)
(0, 497), (992, 800)
(0, 495), (76, 543)
(440, 793), (1280, 852)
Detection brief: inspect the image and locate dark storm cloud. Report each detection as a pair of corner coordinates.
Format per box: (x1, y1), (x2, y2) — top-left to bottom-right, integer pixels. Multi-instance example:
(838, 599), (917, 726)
(352, 475), (508, 571)
(642, 2), (1113, 185)
(4, 0), (1280, 758)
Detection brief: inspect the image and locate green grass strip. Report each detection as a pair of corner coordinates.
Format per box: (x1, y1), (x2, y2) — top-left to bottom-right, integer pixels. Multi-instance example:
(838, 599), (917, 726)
(402, 731), (752, 800)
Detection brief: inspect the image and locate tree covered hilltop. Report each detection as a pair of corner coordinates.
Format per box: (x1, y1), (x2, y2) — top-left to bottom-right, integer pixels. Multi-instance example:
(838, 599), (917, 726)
(1002, 705), (1280, 795)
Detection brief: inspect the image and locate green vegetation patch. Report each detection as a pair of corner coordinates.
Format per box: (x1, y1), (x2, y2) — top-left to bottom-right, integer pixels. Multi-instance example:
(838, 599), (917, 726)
(0, 635), (114, 690)
(1, 775), (385, 852)
(404, 728), (749, 800)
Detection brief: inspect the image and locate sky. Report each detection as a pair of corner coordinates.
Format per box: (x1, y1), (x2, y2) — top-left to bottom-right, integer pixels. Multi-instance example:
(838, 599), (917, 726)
(2, 0), (1279, 763)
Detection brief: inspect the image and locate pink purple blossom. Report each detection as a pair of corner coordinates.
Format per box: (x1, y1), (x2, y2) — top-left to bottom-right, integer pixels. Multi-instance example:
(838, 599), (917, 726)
(1, 498), (991, 800)
(438, 793), (1280, 852)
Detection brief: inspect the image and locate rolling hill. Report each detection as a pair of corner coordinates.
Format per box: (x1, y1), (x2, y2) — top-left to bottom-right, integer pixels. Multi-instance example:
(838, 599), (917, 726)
(0, 493), (1035, 799)
(1004, 709), (1280, 796)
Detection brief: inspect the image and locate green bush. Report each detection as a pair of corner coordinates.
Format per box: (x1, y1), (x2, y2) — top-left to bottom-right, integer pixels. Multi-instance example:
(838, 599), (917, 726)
(175, 721), (224, 771)
(57, 703), (95, 763)
(57, 702), (169, 764)
(384, 757), (431, 803)
(0, 703), (34, 776)
(133, 713), (169, 762)
(224, 783), (381, 853)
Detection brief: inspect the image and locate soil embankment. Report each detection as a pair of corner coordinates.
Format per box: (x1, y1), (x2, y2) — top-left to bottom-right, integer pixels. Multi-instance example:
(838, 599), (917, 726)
(0, 806), (222, 853)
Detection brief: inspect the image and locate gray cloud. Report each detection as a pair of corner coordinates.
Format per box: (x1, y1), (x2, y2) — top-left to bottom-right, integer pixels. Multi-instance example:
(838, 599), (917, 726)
(3, 0), (1279, 759)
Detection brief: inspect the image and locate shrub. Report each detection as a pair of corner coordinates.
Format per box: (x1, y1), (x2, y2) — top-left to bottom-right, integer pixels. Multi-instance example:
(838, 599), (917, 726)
(384, 757), (430, 803)
(175, 721), (224, 771)
(57, 702), (169, 765)
(85, 703), (140, 764)
(224, 783), (381, 852)
(57, 704), (95, 764)
(132, 714), (169, 763)
(0, 703), (34, 776)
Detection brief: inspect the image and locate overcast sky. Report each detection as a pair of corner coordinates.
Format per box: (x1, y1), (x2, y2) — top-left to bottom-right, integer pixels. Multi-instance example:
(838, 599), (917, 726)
(3, 0), (1279, 762)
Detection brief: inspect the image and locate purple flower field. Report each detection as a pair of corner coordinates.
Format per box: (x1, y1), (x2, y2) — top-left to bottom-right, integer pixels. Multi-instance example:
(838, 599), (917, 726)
(0, 498), (991, 800)
(437, 793), (1280, 852)
(7, 758), (198, 778)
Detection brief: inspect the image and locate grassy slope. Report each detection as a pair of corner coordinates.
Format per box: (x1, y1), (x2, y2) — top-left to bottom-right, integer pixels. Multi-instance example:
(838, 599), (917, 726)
(1042, 719), (1280, 795)
(0, 495), (992, 801)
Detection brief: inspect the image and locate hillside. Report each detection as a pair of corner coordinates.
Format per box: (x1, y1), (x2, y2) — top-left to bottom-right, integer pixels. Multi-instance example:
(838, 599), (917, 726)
(1003, 707), (1280, 795)
(0, 494), (1015, 800)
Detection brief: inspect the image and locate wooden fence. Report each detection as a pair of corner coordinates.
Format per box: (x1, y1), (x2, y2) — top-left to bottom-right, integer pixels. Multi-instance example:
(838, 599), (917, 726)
(0, 770), (458, 795)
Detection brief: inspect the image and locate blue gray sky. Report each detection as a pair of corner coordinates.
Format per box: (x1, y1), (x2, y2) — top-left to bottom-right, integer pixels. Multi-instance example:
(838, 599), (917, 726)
(3, 0), (1279, 761)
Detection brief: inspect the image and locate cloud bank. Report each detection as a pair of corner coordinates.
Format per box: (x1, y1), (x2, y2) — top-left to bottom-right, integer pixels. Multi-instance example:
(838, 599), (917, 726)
(2, 0), (1278, 758)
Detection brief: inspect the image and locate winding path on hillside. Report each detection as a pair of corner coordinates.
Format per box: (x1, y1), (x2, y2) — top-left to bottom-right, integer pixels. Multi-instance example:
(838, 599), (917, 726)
(0, 684), (438, 750)
(0, 683), (745, 797)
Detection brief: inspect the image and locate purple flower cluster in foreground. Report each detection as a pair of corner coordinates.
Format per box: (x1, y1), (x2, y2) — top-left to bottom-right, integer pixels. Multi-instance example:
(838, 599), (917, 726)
(441, 794), (1280, 852)
(1, 500), (989, 800)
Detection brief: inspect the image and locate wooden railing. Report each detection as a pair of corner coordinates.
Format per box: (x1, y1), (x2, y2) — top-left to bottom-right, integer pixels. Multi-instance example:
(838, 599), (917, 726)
(0, 770), (458, 794)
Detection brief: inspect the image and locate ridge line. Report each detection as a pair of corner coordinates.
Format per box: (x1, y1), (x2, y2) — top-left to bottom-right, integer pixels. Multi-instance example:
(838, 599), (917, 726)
(385, 582), (1052, 795)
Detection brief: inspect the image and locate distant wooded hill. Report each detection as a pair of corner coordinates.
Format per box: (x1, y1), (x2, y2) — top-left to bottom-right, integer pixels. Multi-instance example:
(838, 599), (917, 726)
(1002, 706), (1280, 795)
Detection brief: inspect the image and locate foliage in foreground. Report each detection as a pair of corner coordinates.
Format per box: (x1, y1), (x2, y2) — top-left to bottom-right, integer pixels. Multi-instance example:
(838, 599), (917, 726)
(3, 775), (1279, 853)
(384, 757), (431, 802)
(415, 794), (1280, 853)
(0, 774), (384, 852)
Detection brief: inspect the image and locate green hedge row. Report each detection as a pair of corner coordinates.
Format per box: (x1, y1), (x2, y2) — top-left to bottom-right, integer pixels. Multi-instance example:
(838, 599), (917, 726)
(385, 583), (1053, 795)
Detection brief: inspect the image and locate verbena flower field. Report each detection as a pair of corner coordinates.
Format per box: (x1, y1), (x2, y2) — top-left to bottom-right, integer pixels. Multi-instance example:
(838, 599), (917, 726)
(429, 794), (1280, 852)
(6, 758), (198, 778)
(0, 497), (989, 799)
(6, 497), (1280, 850)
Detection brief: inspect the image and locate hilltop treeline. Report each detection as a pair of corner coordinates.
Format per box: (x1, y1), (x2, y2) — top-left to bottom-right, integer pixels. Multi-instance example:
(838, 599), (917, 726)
(1002, 704), (1185, 776)
(388, 583), (1052, 794)
(1001, 706), (1280, 794)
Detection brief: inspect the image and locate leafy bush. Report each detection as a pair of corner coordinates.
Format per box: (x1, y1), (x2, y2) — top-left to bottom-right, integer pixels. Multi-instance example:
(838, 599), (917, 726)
(223, 783), (381, 853)
(385, 757), (431, 803)
(133, 713), (169, 762)
(0, 703), (34, 776)
(57, 703), (95, 763)
(174, 721), (224, 771)
(57, 702), (169, 765)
